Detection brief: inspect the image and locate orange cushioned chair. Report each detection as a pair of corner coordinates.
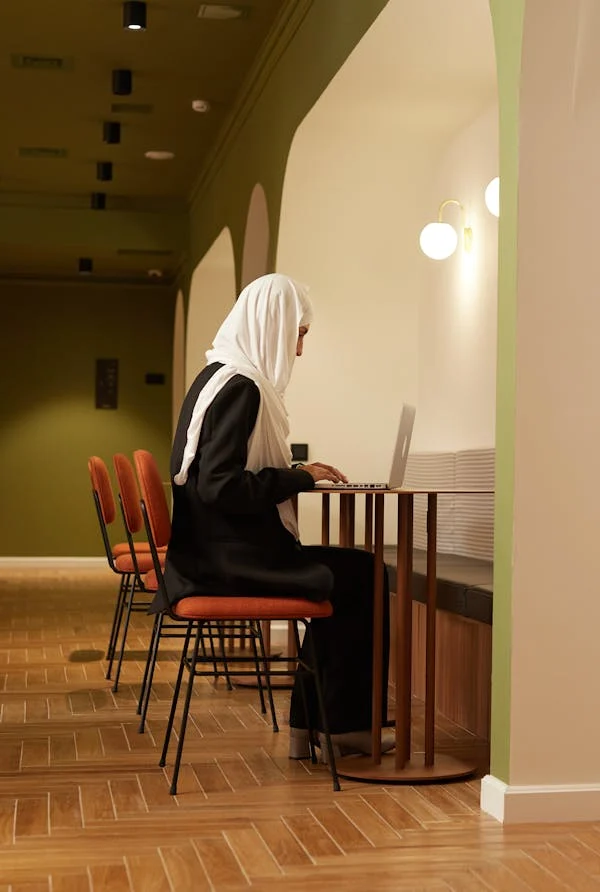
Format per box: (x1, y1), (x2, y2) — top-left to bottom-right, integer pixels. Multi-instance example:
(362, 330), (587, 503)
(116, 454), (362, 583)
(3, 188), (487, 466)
(88, 455), (162, 689)
(121, 451), (270, 734)
(133, 448), (340, 794)
(113, 452), (231, 731)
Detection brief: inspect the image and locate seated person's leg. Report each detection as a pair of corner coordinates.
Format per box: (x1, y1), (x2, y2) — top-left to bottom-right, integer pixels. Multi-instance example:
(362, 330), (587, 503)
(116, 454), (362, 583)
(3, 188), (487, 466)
(289, 546), (390, 753)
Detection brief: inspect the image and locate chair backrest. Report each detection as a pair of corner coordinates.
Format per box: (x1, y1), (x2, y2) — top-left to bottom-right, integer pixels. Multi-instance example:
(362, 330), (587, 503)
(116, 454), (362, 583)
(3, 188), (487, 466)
(133, 449), (171, 549)
(88, 455), (119, 566)
(113, 453), (144, 536)
(88, 456), (117, 525)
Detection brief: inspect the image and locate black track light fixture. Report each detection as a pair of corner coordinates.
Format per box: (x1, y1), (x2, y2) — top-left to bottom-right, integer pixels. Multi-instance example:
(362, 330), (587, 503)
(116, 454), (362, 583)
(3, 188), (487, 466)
(91, 192), (106, 210)
(123, 1), (147, 30)
(78, 257), (93, 275)
(96, 161), (113, 182)
(103, 121), (121, 144)
(112, 69), (132, 96)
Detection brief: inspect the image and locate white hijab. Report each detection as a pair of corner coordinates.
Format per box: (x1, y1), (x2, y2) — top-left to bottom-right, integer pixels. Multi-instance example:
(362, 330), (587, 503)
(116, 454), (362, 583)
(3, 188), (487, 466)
(174, 273), (313, 539)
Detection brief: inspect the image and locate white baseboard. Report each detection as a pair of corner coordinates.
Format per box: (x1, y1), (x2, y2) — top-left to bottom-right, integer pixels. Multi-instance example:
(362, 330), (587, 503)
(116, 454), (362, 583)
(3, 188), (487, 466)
(0, 557), (108, 569)
(481, 773), (600, 823)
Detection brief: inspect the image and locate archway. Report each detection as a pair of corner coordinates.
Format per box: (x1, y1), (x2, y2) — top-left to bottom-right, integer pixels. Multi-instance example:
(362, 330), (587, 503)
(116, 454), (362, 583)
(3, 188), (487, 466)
(171, 290), (185, 437)
(277, 0), (497, 544)
(241, 183), (270, 288)
(186, 228), (236, 387)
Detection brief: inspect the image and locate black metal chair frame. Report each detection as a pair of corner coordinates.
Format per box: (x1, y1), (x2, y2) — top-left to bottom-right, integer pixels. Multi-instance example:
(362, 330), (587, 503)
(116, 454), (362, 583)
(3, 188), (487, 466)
(138, 496), (341, 795)
(90, 487), (151, 688)
(110, 469), (251, 731)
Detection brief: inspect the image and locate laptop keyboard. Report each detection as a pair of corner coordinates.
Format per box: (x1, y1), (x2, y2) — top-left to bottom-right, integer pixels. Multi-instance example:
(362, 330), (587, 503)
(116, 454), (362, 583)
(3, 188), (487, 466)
(314, 482), (388, 489)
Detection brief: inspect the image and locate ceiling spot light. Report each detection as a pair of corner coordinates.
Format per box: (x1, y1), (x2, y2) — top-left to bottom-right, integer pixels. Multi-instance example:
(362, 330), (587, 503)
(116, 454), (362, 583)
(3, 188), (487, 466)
(112, 69), (133, 96)
(91, 192), (107, 210)
(123, 1), (147, 30)
(144, 150), (175, 160)
(96, 161), (113, 182)
(78, 257), (93, 275)
(192, 99), (211, 113)
(485, 176), (500, 217)
(148, 269), (163, 278)
(103, 121), (121, 144)
(197, 4), (246, 20)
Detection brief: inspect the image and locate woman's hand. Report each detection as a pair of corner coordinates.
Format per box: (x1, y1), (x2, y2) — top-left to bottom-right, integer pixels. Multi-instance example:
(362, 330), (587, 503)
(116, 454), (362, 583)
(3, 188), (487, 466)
(300, 462), (348, 484)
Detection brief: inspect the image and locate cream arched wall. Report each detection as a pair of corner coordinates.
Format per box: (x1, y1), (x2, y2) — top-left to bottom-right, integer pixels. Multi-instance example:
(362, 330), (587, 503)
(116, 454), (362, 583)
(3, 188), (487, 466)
(171, 290), (186, 436)
(277, 0), (496, 543)
(241, 183), (270, 288)
(417, 103), (499, 451)
(185, 228), (236, 387)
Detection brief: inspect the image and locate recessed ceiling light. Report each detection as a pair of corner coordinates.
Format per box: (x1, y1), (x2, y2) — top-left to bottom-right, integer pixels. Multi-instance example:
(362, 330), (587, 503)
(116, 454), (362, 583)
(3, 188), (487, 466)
(191, 99), (211, 113)
(144, 150), (175, 160)
(103, 121), (121, 144)
(96, 161), (113, 182)
(112, 69), (133, 96)
(197, 4), (246, 20)
(148, 269), (163, 278)
(123, 1), (147, 30)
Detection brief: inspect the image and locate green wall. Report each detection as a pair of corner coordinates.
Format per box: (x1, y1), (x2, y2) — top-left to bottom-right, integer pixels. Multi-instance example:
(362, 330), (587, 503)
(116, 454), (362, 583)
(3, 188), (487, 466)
(489, 0), (524, 783)
(0, 282), (174, 556)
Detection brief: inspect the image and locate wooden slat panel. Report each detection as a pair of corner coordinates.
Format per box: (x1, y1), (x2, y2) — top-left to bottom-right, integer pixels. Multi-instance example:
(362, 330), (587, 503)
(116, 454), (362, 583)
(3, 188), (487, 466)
(160, 843), (211, 891)
(193, 836), (250, 887)
(51, 872), (91, 892)
(254, 819), (313, 868)
(283, 814), (343, 859)
(224, 827), (282, 878)
(14, 796), (49, 838)
(79, 783), (116, 823)
(126, 852), (172, 892)
(21, 738), (49, 769)
(0, 798), (16, 845)
(88, 863), (131, 892)
(49, 787), (83, 832)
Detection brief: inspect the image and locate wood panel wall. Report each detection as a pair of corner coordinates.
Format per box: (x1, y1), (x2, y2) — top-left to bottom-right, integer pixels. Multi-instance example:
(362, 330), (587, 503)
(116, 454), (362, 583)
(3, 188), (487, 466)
(389, 595), (492, 741)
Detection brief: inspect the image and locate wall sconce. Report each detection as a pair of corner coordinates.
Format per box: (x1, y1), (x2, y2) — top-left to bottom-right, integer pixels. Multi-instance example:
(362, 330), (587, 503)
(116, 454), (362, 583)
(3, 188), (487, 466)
(419, 199), (473, 260)
(485, 177), (500, 217)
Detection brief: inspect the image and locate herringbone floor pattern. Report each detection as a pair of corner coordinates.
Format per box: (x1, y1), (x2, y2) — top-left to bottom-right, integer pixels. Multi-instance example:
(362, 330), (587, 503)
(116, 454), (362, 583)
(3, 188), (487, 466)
(0, 568), (599, 890)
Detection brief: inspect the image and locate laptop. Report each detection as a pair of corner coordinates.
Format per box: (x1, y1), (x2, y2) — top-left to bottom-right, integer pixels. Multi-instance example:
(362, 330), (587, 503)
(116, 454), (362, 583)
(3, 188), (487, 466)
(315, 403), (416, 490)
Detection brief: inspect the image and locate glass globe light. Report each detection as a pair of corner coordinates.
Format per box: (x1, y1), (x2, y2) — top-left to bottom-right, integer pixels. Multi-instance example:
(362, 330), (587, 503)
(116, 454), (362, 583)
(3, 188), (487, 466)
(419, 222), (458, 260)
(485, 177), (500, 217)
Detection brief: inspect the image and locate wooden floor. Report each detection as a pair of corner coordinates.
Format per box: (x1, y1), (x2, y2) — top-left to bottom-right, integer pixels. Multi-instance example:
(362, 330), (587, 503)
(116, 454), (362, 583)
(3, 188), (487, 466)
(1, 570), (600, 891)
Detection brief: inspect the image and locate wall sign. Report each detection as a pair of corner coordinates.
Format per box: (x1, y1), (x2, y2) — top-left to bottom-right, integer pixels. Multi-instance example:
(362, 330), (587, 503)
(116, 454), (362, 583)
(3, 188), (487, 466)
(95, 358), (119, 409)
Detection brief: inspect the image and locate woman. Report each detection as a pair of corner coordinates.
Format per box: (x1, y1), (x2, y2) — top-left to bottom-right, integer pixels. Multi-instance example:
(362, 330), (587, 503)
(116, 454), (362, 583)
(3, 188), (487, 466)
(164, 273), (391, 757)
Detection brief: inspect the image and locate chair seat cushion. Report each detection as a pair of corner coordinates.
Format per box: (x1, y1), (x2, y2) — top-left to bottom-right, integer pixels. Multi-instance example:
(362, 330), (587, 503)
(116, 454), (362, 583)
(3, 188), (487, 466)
(114, 552), (156, 573)
(172, 595), (333, 621)
(143, 569), (159, 592)
(112, 542), (166, 558)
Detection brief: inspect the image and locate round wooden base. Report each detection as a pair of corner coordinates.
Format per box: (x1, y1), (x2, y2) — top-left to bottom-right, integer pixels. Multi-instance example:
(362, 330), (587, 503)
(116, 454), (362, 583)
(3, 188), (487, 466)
(230, 675), (295, 690)
(334, 751), (476, 784)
